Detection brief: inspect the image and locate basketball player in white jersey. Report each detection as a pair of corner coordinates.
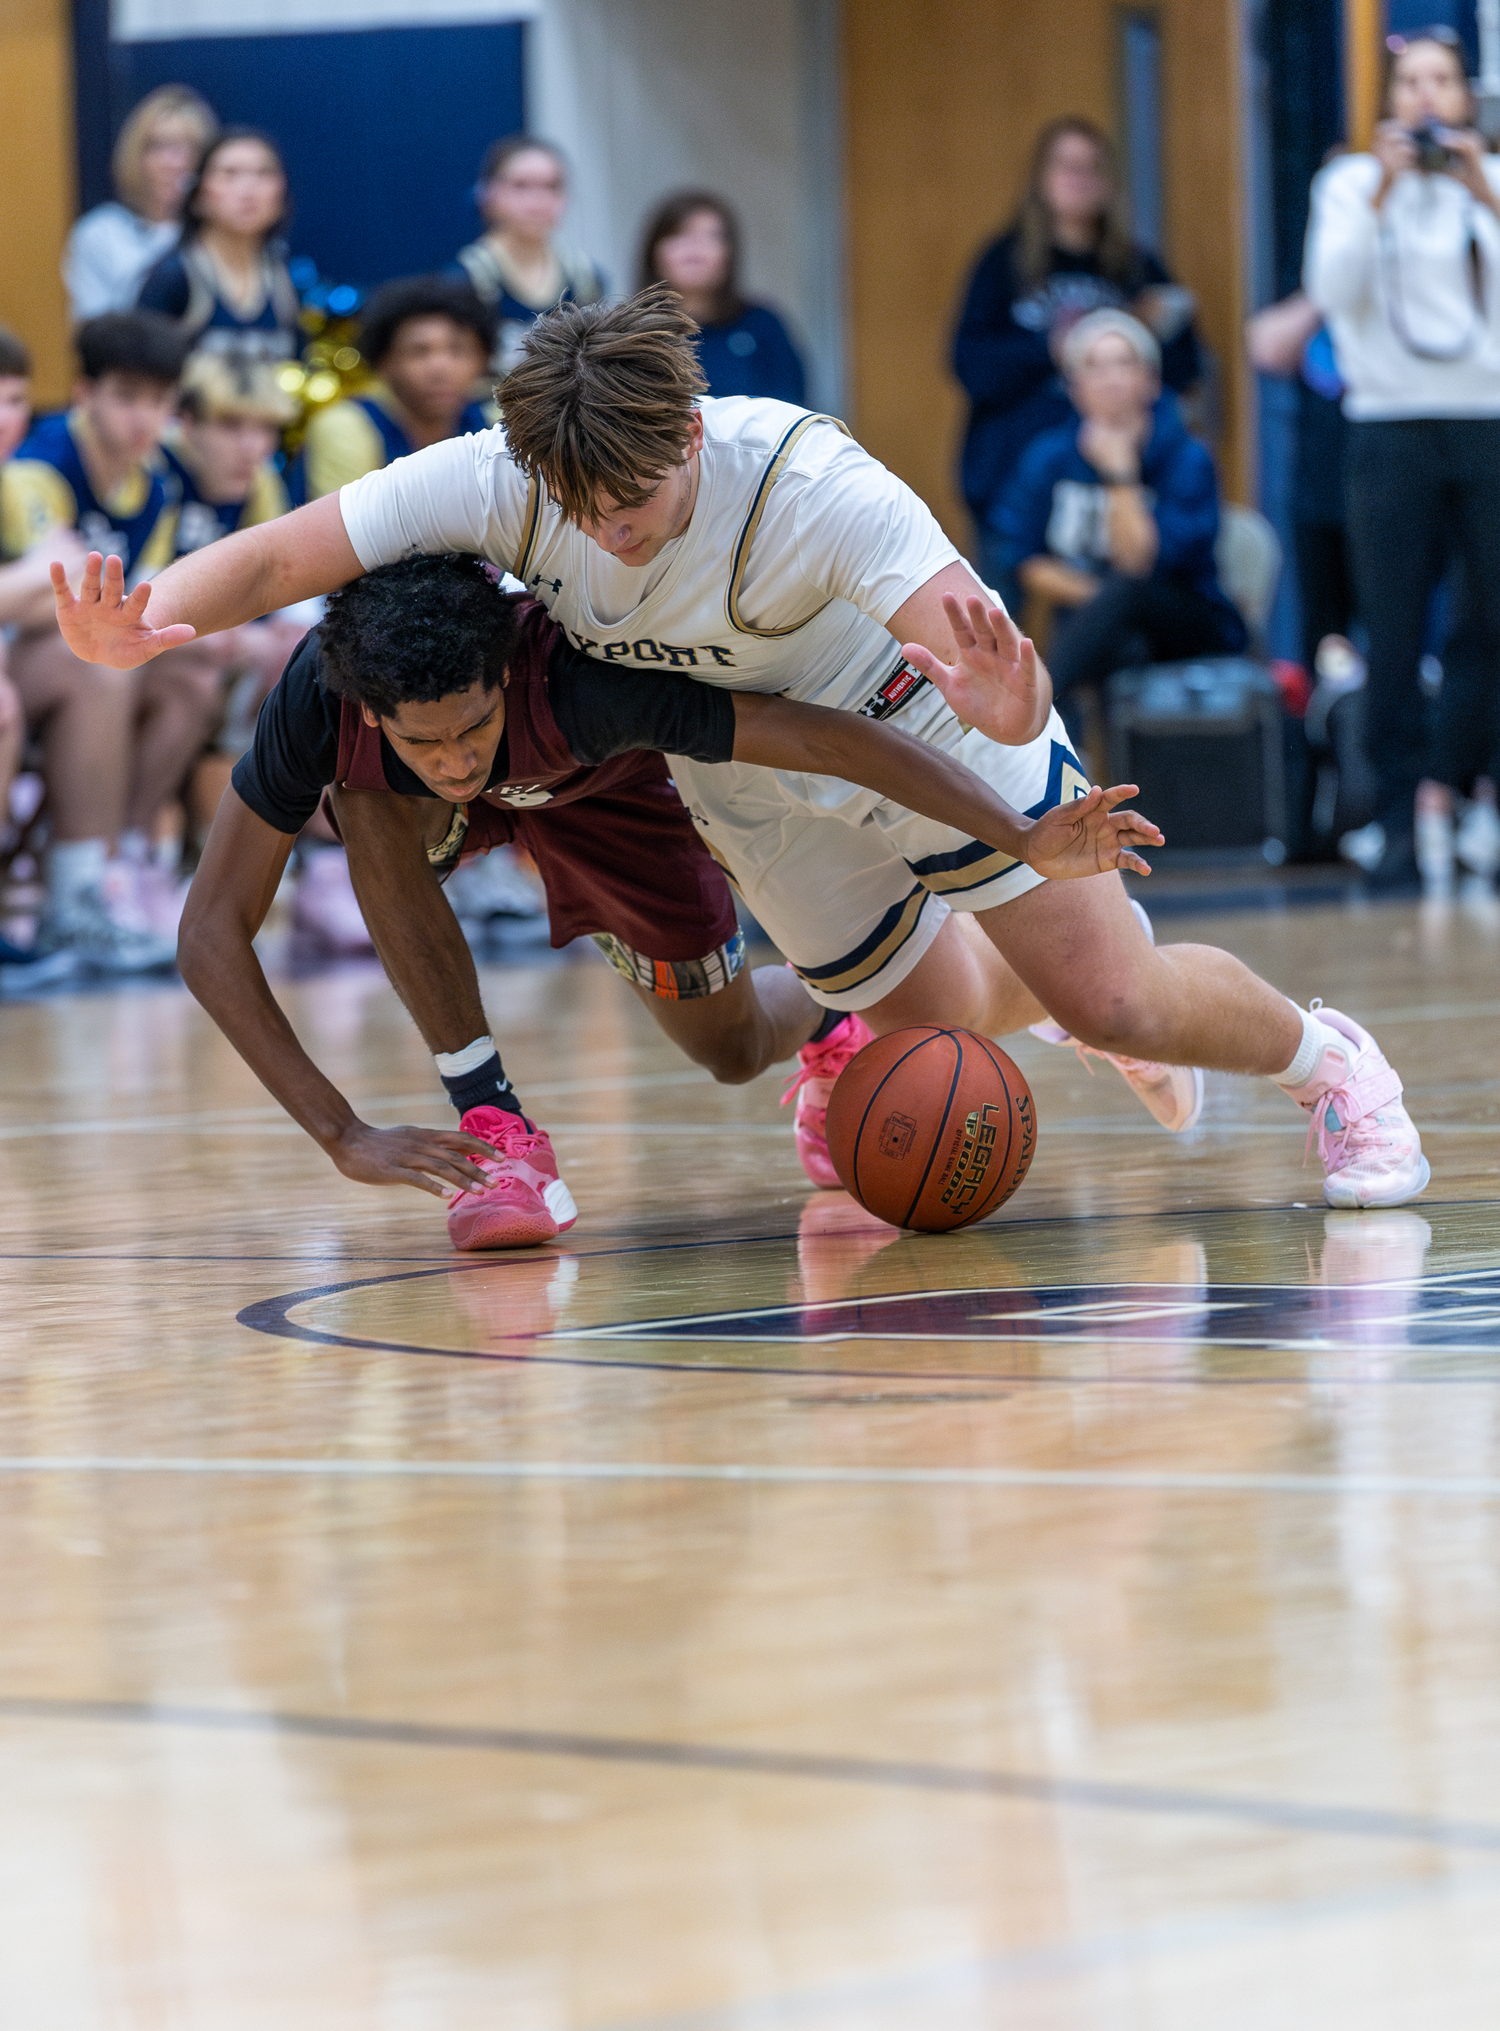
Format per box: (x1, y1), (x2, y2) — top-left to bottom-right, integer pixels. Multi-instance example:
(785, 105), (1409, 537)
(54, 289), (1428, 1210)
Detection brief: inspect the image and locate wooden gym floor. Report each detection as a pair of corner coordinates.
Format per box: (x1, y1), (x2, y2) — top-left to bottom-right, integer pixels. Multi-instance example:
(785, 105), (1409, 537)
(4, 890), (1500, 2027)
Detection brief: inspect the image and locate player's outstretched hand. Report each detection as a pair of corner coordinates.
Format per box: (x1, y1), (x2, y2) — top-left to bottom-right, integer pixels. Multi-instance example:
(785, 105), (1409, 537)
(51, 550), (197, 668)
(1023, 783), (1163, 880)
(328, 1120), (496, 1199)
(902, 593), (1047, 747)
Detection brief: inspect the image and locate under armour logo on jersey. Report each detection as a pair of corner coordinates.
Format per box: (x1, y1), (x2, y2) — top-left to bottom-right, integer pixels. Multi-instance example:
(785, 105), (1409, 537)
(530, 574), (564, 595)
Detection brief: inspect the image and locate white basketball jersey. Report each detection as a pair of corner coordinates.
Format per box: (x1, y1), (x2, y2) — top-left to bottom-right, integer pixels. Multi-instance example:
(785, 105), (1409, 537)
(340, 397), (963, 713)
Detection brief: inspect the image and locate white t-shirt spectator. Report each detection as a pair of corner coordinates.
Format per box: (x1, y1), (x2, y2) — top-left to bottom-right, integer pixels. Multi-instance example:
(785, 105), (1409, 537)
(64, 204), (181, 321)
(1305, 151), (1500, 417)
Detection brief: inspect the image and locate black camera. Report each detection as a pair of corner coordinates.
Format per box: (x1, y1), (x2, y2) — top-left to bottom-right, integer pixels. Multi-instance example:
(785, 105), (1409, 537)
(1410, 120), (1456, 173)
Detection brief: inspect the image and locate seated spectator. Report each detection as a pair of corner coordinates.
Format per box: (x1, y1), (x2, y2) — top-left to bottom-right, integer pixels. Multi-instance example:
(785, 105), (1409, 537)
(998, 309), (1246, 748)
(137, 128), (300, 363)
(455, 136), (605, 377)
(0, 328), (86, 985)
(1, 313), (223, 970)
(297, 275), (496, 499)
(639, 191), (806, 405)
(63, 86), (216, 322)
(163, 353), (312, 841)
(955, 116), (1202, 600)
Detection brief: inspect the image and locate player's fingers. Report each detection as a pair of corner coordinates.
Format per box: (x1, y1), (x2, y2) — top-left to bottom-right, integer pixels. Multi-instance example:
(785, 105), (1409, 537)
(49, 560), (72, 598)
(1098, 783), (1141, 808)
(1117, 851), (1152, 876)
(101, 553), (126, 603)
(78, 552), (104, 602)
(964, 595), (999, 653)
(149, 624), (200, 651)
(900, 642), (951, 682)
(940, 592), (977, 647)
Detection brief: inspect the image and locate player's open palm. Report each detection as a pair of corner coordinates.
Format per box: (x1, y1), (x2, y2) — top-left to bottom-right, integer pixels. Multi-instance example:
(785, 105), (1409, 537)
(902, 593), (1047, 746)
(51, 550), (197, 668)
(1024, 783), (1163, 880)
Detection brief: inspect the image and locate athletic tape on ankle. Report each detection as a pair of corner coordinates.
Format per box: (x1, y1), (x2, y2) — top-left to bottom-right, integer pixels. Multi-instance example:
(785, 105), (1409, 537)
(433, 1036), (499, 1078)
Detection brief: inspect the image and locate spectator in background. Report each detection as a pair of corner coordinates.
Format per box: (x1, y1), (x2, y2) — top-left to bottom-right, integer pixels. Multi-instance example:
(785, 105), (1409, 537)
(997, 310), (1244, 751)
(954, 116), (1202, 601)
(63, 85), (217, 322)
(1304, 26), (1500, 892)
(1245, 289), (1355, 676)
(639, 192), (806, 405)
(0, 328), (86, 985)
(1, 314), (220, 970)
(297, 275), (496, 499)
(137, 128), (300, 362)
(455, 137), (605, 377)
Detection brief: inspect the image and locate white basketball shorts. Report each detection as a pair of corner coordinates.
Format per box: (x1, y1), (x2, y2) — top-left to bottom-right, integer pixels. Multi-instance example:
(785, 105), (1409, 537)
(669, 690), (1092, 1011)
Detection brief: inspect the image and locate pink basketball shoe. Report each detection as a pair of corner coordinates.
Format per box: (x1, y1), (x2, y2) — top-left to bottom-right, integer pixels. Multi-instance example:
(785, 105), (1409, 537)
(1281, 1006), (1430, 1209)
(447, 1107), (578, 1251)
(781, 1013), (874, 1188)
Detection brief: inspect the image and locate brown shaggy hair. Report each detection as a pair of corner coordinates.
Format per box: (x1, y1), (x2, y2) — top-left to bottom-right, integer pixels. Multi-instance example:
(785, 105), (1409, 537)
(1012, 116), (1135, 291)
(500, 284), (707, 521)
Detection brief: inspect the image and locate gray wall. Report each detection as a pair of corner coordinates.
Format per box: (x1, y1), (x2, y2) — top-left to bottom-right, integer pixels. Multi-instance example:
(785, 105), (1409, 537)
(528, 0), (846, 412)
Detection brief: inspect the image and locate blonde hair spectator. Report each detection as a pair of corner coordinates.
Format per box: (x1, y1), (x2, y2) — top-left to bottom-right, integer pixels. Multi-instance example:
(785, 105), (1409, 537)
(64, 85), (217, 322)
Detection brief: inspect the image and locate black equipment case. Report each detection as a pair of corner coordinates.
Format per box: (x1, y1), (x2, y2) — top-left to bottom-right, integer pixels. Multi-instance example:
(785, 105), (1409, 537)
(1104, 658), (1287, 861)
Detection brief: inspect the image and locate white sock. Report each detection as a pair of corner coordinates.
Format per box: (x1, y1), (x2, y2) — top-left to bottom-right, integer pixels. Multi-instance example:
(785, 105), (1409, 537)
(433, 1035), (500, 1079)
(46, 838), (108, 913)
(1272, 1003), (1346, 1088)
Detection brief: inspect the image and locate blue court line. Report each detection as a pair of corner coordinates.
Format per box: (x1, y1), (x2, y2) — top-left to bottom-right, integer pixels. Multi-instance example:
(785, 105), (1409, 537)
(1, 1695), (1497, 1854)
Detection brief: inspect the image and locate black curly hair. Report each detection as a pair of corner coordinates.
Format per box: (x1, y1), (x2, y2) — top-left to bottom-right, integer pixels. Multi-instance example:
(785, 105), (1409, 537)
(356, 274), (497, 369)
(319, 554), (523, 718)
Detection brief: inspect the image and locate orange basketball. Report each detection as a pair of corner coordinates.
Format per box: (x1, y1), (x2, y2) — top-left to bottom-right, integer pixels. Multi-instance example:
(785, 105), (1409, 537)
(823, 1027), (1037, 1231)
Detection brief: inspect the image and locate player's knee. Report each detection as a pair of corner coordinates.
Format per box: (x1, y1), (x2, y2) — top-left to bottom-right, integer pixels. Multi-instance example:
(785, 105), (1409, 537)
(1051, 969), (1169, 1057)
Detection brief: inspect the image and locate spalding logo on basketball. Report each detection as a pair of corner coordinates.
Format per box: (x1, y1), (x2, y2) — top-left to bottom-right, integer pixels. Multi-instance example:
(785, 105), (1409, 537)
(824, 1026), (1036, 1232)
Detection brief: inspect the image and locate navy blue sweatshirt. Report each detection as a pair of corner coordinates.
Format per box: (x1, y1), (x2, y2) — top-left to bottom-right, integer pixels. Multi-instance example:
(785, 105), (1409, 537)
(696, 303), (806, 405)
(996, 393), (1245, 645)
(953, 230), (1201, 519)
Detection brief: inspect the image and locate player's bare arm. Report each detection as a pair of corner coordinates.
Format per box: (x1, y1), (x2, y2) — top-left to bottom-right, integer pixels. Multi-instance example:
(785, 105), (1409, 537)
(730, 692), (1161, 878)
(890, 565), (1053, 746)
(177, 785), (494, 1198)
(51, 494), (362, 668)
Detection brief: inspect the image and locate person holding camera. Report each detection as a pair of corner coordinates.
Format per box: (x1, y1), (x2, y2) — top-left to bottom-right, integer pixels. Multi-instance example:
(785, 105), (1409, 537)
(1305, 27), (1500, 891)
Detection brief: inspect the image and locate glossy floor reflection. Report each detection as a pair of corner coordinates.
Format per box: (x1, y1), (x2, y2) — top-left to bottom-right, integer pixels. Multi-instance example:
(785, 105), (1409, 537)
(4, 894), (1500, 2027)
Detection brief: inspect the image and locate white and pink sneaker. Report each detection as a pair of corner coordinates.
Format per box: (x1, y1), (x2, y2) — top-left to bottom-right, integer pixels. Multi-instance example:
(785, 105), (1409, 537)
(447, 1106), (578, 1251)
(1028, 1019), (1205, 1132)
(1282, 1006), (1429, 1209)
(781, 1012), (874, 1188)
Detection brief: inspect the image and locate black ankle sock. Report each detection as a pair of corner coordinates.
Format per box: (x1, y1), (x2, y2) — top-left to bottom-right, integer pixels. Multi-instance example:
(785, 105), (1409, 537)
(809, 1007), (847, 1045)
(441, 1051), (526, 1120)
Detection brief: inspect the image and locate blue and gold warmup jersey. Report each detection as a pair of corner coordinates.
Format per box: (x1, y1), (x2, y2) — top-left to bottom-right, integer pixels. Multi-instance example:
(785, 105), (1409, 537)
(295, 390), (493, 501)
(160, 440), (289, 555)
(1, 411), (178, 583)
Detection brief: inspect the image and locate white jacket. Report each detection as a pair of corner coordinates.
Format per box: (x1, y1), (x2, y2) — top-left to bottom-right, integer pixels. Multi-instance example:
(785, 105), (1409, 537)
(1304, 150), (1500, 417)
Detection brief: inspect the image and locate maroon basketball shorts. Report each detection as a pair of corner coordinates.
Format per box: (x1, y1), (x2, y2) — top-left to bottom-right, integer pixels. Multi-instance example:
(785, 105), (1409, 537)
(429, 755), (744, 1000)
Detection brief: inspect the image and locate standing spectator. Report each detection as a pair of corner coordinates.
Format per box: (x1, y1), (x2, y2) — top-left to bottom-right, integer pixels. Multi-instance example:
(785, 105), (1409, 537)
(1, 313), (219, 969)
(296, 275), (496, 499)
(639, 192), (806, 405)
(997, 310), (1245, 750)
(63, 86), (217, 323)
(455, 137), (605, 378)
(137, 128), (300, 363)
(954, 116), (1202, 601)
(1304, 27), (1500, 891)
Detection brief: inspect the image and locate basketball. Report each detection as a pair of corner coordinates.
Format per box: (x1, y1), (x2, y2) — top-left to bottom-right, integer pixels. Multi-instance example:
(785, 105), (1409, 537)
(823, 1026), (1037, 1231)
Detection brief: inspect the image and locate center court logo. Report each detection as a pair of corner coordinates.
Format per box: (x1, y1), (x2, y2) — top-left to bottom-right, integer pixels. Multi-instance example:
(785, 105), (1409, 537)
(554, 1275), (1500, 1356)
